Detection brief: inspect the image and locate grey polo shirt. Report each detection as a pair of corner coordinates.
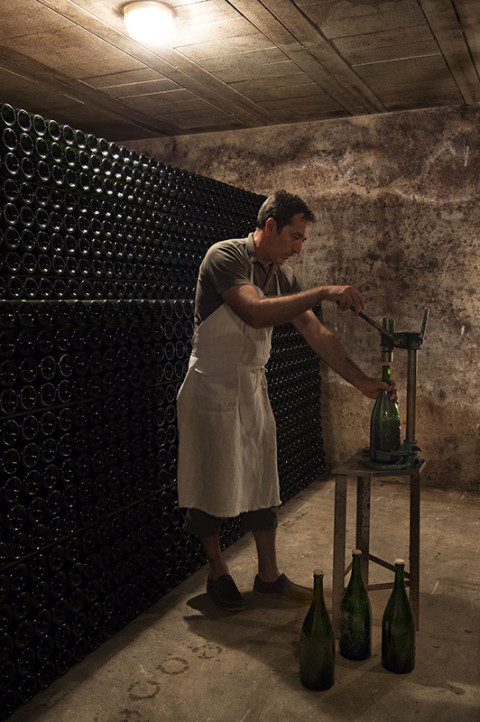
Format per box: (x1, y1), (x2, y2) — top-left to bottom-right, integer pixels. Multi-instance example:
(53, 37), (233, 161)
(194, 232), (302, 327)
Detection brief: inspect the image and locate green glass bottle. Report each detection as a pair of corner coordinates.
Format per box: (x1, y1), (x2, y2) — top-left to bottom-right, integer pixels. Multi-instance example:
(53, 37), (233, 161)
(370, 364), (401, 462)
(339, 549), (371, 660)
(299, 570), (335, 690)
(382, 559), (415, 673)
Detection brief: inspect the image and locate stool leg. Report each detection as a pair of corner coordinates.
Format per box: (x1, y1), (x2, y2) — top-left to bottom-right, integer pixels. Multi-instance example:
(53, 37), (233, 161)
(356, 476), (371, 588)
(410, 471), (420, 629)
(333, 476), (347, 637)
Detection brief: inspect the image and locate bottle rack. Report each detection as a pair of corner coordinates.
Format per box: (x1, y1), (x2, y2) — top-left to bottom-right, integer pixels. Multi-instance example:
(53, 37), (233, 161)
(0, 104), (325, 718)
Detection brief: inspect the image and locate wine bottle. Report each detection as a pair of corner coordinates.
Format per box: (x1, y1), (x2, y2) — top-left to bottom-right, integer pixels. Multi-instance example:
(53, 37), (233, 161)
(370, 364), (401, 462)
(15, 109), (32, 133)
(381, 559), (415, 673)
(1, 102), (16, 126)
(299, 570), (334, 690)
(339, 549), (371, 661)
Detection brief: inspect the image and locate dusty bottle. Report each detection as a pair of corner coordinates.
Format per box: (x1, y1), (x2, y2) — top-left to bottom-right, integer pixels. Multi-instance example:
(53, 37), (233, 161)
(299, 570), (335, 690)
(339, 549), (371, 660)
(370, 364), (401, 461)
(382, 559), (415, 673)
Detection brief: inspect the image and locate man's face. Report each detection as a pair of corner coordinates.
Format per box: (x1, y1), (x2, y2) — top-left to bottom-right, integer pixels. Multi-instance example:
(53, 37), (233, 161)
(265, 213), (310, 265)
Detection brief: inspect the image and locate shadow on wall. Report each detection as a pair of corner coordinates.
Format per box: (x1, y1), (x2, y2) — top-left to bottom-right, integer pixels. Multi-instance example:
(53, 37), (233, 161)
(416, 397), (480, 492)
(318, 376), (373, 472)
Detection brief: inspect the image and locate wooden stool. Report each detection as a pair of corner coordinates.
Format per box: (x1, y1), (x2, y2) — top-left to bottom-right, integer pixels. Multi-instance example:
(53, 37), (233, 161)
(332, 448), (425, 635)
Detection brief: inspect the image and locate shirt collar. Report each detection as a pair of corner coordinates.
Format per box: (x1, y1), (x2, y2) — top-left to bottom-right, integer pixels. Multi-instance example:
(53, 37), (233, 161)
(246, 232), (278, 274)
(246, 232), (259, 261)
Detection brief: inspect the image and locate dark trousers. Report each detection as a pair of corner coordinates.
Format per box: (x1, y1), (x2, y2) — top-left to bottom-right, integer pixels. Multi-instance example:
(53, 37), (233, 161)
(184, 507), (278, 537)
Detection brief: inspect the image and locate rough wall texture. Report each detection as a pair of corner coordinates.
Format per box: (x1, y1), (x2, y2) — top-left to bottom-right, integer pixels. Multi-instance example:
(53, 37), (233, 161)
(125, 105), (480, 491)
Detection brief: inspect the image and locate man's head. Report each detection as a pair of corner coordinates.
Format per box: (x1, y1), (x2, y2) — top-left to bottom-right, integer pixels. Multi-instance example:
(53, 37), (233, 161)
(256, 189), (315, 231)
(254, 190), (315, 265)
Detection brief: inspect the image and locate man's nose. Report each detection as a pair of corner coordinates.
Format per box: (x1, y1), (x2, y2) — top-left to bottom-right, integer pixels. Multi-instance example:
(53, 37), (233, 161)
(292, 240), (303, 254)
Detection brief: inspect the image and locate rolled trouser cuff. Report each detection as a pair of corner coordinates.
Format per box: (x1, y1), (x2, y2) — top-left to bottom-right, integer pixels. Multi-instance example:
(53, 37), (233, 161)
(183, 507), (278, 537)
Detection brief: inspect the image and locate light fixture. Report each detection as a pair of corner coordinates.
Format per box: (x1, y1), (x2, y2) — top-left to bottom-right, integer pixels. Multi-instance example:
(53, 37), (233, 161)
(122, 1), (174, 44)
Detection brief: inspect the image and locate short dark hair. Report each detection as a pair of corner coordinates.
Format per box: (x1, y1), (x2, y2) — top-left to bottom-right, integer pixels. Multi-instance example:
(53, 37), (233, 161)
(256, 189), (315, 231)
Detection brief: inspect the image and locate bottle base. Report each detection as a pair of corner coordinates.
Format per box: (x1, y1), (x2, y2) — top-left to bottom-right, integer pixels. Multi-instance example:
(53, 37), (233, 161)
(300, 676), (335, 691)
(382, 659), (415, 674)
(340, 650), (371, 662)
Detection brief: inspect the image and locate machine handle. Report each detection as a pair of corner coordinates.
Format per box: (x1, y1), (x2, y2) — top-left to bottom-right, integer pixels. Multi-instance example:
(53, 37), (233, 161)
(420, 308), (429, 340)
(336, 302), (397, 340)
(358, 310), (396, 340)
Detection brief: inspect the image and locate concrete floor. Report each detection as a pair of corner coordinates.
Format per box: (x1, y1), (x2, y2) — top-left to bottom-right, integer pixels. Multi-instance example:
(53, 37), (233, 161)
(10, 478), (480, 722)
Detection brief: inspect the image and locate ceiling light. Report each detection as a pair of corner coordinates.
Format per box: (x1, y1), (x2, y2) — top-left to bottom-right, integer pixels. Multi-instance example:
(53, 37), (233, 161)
(122, 1), (174, 44)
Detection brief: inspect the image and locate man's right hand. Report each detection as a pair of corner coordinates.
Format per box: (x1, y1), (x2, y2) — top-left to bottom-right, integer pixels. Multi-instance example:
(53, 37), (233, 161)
(320, 285), (365, 315)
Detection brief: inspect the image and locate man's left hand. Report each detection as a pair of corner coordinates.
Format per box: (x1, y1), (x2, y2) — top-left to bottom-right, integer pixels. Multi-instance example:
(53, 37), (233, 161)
(358, 377), (398, 402)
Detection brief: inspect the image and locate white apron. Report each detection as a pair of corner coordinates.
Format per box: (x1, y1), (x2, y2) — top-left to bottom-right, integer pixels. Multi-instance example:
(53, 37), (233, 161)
(176, 281), (280, 517)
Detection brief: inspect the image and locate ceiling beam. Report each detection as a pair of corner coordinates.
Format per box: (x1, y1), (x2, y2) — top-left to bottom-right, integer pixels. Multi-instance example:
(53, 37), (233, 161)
(419, 0), (480, 103)
(227, 0), (386, 114)
(0, 44), (180, 136)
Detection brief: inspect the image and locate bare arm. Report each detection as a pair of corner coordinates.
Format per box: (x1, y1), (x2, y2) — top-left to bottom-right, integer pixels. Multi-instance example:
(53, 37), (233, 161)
(221, 283), (365, 329)
(221, 283), (395, 400)
(292, 310), (395, 400)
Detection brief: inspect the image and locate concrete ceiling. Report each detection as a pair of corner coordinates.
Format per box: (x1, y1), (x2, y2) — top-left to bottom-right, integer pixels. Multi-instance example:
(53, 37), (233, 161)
(1, 0), (479, 142)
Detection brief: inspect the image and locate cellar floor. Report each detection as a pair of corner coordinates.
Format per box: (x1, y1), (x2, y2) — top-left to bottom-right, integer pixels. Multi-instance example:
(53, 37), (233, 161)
(10, 476), (479, 722)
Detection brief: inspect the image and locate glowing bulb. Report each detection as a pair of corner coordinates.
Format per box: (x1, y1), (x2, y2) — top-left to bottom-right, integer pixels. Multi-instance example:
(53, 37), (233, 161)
(123, 1), (174, 44)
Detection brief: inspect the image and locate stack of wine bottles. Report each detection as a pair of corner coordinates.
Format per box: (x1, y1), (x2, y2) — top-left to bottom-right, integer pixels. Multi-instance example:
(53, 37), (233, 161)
(0, 103), (325, 718)
(0, 102), (257, 302)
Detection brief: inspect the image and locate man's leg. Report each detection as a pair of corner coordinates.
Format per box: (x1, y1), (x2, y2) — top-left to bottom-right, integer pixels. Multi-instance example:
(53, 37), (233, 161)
(240, 508), (279, 582)
(184, 509), (227, 578)
(252, 528), (281, 583)
(242, 509), (312, 605)
(200, 533), (230, 580)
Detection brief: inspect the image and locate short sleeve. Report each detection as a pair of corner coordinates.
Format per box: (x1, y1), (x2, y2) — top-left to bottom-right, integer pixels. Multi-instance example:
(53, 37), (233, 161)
(202, 240), (252, 296)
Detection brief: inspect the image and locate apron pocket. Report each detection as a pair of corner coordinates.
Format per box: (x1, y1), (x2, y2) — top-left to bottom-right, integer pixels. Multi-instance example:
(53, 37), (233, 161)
(238, 367), (270, 430)
(238, 366), (264, 396)
(193, 367), (238, 411)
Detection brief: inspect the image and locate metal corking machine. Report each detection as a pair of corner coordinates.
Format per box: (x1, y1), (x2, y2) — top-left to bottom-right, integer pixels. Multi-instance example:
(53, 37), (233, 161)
(358, 307), (429, 470)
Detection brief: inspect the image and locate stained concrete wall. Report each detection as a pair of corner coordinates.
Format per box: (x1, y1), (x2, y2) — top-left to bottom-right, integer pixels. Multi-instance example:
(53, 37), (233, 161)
(125, 105), (480, 492)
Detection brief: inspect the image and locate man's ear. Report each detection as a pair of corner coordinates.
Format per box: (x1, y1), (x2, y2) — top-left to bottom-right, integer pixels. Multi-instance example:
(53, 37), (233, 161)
(265, 217), (277, 235)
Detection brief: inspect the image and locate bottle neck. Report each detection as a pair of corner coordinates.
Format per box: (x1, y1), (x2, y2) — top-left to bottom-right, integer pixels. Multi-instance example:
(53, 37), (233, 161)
(394, 562), (406, 589)
(313, 572), (325, 602)
(351, 552), (362, 581)
(381, 364), (391, 384)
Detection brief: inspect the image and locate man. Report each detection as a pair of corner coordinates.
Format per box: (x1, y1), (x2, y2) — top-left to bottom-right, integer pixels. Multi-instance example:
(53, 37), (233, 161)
(177, 189), (395, 612)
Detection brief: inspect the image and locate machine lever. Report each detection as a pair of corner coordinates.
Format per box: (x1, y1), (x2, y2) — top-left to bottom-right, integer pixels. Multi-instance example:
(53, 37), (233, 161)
(358, 310), (396, 340)
(337, 302), (397, 341)
(420, 308), (429, 341)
